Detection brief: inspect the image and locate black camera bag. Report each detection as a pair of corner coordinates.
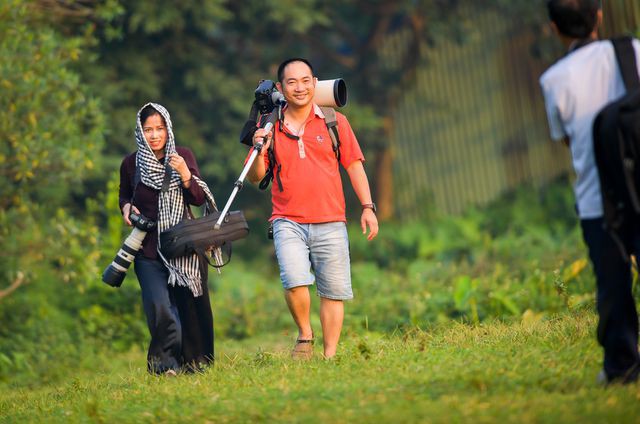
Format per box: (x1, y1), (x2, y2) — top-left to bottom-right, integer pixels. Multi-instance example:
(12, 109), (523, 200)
(159, 210), (249, 266)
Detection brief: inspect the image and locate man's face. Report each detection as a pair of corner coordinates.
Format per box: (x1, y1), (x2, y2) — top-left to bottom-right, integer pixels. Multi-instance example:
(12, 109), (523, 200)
(277, 61), (316, 109)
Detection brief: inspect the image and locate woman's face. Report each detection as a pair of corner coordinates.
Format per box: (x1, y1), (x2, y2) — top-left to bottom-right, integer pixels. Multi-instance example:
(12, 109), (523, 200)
(142, 113), (167, 159)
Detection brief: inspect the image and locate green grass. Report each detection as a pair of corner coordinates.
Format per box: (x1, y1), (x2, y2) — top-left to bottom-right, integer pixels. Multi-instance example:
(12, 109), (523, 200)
(2, 312), (638, 423)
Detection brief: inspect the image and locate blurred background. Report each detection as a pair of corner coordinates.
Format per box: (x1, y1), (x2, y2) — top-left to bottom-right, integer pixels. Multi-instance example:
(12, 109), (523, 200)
(1, 0), (639, 386)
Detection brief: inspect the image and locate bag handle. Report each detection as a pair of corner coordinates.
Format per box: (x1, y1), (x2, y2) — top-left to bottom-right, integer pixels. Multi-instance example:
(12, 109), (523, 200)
(195, 243), (232, 268)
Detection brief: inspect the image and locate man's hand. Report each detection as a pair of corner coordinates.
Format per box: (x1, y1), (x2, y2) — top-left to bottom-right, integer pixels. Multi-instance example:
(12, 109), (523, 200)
(253, 128), (272, 154)
(361, 208), (379, 241)
(122, 203), (141, 227)
(246, 127), (273, 184)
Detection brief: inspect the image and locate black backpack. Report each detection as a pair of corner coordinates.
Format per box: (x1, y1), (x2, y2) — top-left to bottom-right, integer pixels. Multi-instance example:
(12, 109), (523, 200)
(593, 36), (640, 254)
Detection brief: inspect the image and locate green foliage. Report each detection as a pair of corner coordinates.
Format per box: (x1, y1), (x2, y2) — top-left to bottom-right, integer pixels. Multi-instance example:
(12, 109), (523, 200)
(0, 0), (127, 386)
(211, 263), (287, 340)
(30, 0), (493, 222)
(350, 178), (578, 268)
(342, 180), (593, 330)
(0, 1), (104, 206)
(0, 254), (147, 385)
(453, 275), (479, 324)
(0, 0), (105, 295)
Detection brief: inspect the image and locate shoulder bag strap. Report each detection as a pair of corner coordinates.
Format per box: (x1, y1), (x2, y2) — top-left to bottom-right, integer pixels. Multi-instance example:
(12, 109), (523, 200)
(612, 37), (640, 92)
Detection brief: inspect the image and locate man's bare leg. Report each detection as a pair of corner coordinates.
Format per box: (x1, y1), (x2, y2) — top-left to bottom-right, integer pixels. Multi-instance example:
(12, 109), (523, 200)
(284, 286), (314, 340)
(320, 297), (344, 358)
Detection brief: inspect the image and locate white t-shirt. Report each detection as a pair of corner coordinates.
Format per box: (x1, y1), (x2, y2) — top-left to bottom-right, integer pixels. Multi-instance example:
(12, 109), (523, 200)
(540, 39), (640, 219)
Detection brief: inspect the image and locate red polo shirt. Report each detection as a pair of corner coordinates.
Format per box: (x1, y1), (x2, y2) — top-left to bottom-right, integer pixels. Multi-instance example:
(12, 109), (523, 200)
(251, 105), (364, 223)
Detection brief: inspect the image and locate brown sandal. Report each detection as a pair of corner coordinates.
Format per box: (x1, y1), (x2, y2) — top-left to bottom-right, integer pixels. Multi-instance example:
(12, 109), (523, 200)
(291, 338), (314, 360)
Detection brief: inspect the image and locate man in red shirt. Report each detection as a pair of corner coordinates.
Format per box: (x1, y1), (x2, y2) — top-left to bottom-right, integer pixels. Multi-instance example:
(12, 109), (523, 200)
(248, 58), (379, 359)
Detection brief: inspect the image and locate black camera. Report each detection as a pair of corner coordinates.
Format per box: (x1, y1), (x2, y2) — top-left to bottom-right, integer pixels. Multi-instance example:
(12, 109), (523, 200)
(254, 80), (286, 114)
(102, 212), (156, 287)
(240, 78), (347, 147)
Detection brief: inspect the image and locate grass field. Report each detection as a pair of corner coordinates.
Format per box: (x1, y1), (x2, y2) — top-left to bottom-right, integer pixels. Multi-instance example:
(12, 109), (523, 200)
(2, 312), (639, 423)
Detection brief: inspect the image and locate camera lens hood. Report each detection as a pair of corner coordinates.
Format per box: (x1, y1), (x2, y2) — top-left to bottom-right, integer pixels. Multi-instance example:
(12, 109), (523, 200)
(314, 78), (347, 108)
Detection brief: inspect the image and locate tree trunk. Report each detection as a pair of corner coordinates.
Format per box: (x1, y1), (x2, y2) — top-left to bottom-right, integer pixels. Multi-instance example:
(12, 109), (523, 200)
(374, 120), (394, 220)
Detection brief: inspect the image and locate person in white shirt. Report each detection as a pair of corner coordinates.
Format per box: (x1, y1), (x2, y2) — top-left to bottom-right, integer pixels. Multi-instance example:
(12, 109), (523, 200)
(540, 0), (640, 385)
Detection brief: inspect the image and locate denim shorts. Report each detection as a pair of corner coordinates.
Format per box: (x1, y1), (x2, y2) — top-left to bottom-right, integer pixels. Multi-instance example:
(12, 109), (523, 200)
(272, 218), (353, 300)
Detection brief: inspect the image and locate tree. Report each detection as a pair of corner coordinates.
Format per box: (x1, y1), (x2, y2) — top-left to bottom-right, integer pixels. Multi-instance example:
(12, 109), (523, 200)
(250, 0), (466, 220)
(40, 1), (577, 222)
(0, 0), (105, 298)
(34, 1), (486, 222)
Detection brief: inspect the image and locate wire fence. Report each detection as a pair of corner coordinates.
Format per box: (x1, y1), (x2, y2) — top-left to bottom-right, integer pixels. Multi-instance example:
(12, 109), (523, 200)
(389, 1), (640, 218)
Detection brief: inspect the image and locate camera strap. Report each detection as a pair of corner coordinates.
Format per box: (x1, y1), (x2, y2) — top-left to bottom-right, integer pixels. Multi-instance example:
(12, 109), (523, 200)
(160, 163), (172, 193)
(131, 162), (174, 206)
(259, 122), (284, 192)
(239, 101), (260, 146)
(131, 164), (142, 205)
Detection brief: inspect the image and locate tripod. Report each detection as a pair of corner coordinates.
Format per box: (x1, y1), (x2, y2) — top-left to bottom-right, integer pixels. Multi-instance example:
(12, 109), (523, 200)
(214, 108), (279, 230)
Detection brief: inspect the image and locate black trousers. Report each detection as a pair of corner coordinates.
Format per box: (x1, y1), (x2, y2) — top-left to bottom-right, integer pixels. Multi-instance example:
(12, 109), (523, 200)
(581, 218), (640, 382)
(134, 257), (214, 374)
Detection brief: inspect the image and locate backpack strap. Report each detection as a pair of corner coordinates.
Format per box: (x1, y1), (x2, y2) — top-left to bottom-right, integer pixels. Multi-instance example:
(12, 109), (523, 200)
(320, 106), (341, 162)
(612, 37), (640, 92)
(612, 37), (640, 212)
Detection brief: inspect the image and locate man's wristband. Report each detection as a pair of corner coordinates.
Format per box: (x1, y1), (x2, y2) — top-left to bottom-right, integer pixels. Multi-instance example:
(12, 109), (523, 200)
(362, 203), (377, 213)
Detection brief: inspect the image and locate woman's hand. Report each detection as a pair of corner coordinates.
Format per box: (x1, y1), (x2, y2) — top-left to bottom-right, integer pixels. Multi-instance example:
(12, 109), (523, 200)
(122, 203), (141, 226)
(167, 153), (192, 186)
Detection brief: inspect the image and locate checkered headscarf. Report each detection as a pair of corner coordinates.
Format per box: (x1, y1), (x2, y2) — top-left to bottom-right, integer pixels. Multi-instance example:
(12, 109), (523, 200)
(135, 102), (221, 296)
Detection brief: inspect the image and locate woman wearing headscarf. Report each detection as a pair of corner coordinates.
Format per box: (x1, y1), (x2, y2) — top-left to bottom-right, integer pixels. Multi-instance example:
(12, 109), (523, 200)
(119, 102), (217, 375)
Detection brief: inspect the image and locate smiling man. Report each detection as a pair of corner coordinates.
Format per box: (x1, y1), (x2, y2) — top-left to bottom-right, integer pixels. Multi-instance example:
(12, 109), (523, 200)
(248, 58), (379, 359)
